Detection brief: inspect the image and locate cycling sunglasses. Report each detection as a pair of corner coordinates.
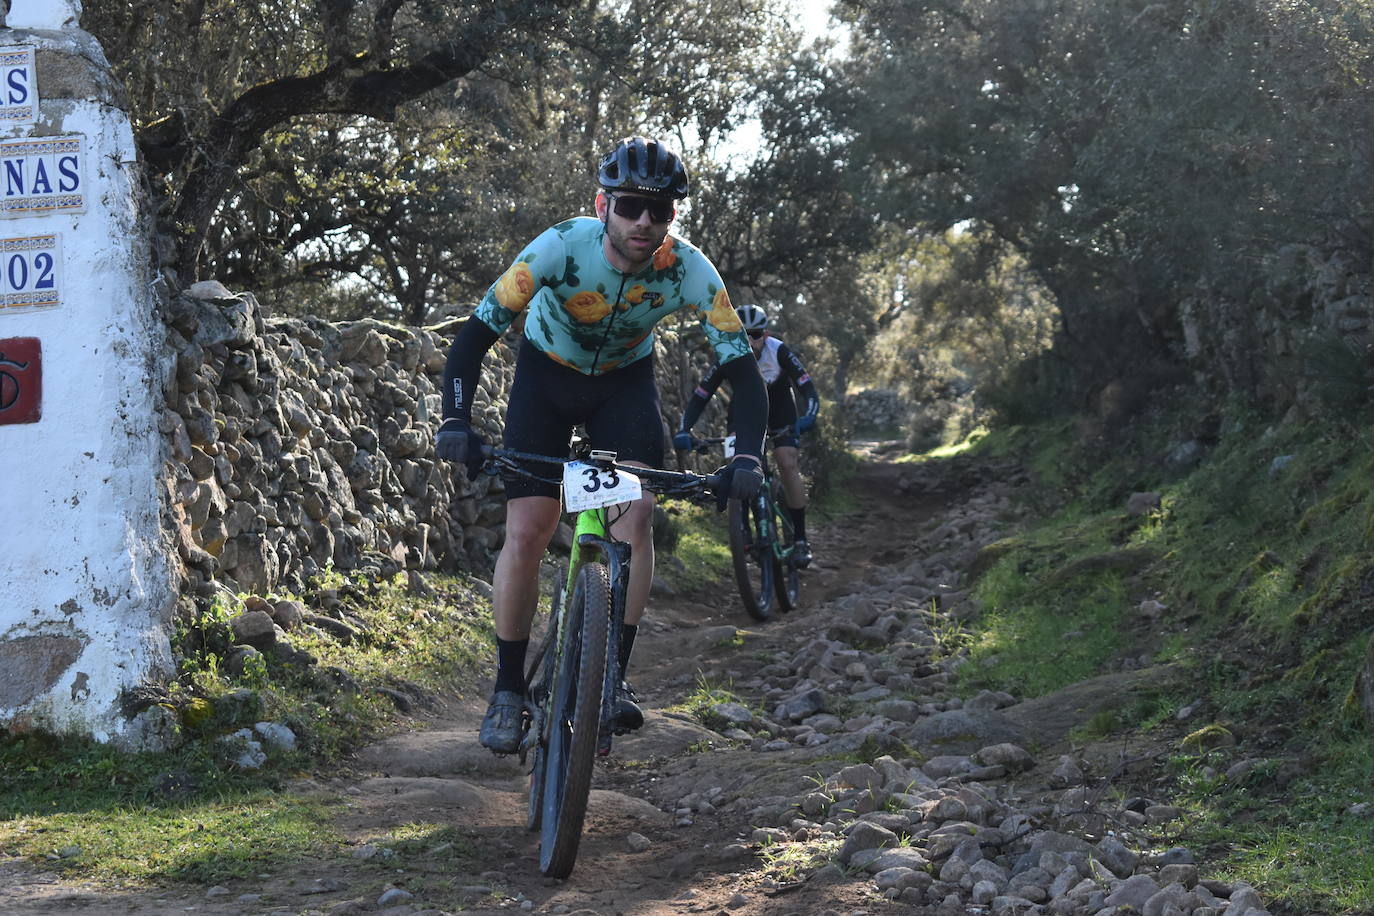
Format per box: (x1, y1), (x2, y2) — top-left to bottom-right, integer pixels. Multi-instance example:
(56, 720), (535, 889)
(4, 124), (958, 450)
(747, 329), (766, 340)
(608, 193), (675, 223)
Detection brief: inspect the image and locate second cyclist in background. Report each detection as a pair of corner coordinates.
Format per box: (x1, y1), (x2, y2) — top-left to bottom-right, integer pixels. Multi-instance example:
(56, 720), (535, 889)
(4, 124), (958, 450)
(675, 303), (820, 568)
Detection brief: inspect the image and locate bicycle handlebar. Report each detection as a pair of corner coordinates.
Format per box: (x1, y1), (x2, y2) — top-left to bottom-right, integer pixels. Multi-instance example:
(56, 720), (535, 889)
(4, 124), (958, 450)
(682, 435), (728, 455)
(675, 431), (795, 456)
(477, 445), (726, 504)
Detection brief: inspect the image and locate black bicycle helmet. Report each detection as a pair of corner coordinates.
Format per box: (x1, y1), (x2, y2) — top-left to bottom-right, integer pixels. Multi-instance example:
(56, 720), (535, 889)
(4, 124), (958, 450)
(736, 304), (769, 331)
(597, 136), (690, 200)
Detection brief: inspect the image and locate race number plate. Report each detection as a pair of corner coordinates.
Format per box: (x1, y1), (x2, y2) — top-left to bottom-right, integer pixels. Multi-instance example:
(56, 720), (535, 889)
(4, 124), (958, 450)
(723, 435), (736, 458)
(562, 461), (643, 512)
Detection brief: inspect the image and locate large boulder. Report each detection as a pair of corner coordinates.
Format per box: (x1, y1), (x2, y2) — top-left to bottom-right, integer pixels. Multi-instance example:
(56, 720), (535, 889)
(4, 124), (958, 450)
(905, 709), (1028, 755)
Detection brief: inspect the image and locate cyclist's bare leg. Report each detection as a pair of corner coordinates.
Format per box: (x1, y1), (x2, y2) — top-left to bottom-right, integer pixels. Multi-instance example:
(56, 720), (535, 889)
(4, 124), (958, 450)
(774, 445), (807, 510)
(608, 461), (655, 627)
(480, 495), (561, 752)
(493, 495), (563, 640)
(774, 444), (812, 567)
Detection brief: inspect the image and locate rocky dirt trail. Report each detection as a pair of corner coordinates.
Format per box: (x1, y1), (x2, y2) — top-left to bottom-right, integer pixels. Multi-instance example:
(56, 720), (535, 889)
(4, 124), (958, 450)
(0, 448), (1274, 916)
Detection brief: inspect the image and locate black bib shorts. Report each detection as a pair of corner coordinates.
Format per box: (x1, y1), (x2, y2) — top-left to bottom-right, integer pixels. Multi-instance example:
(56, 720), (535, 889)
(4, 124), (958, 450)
(501, 343), (665, 500)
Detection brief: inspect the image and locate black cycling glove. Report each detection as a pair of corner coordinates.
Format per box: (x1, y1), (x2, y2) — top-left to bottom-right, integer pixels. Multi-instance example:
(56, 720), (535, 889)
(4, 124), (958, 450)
(714, 456), (764, 510)
(436, 418), (487, 481)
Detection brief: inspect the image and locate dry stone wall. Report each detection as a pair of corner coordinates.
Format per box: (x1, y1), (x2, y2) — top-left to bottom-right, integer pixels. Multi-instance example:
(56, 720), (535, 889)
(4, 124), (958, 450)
(845, 387), (906, 432)
(1179, 243), (1374, 403)
(159, 282), (512, 599)
(157, 282), (719, 601)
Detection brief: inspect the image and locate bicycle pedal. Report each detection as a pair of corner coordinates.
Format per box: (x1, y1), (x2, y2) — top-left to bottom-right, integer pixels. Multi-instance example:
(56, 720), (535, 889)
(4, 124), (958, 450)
(519, 707), (543, 754)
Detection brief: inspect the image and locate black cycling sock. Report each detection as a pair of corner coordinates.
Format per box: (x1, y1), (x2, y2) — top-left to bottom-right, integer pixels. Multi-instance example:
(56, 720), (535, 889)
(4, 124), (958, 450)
(618, 624), (638, 676)
(494, 637), (529, 694)
(789, 506), (807, 542)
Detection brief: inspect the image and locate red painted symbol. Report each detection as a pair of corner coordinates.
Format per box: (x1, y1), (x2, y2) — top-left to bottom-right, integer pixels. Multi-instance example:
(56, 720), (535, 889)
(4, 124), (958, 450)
(0, 336), (40, 425)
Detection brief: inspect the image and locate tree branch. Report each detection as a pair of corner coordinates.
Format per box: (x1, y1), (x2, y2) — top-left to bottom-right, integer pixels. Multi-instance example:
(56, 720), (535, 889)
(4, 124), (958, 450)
(170, 3), (565, 278)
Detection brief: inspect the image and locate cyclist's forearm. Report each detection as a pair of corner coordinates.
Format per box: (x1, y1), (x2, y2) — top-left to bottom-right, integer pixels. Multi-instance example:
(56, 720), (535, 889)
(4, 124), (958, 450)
(680, 364), (726, 432)
(720, 353), (767, 460)
(679, 389), (710, 432)
(779, 343), (820, 420)
(442, 317), (502, 422)
(797, 379), (820, 420)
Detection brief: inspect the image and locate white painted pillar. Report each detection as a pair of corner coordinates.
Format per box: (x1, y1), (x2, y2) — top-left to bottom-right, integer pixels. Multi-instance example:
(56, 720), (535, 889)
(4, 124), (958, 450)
(0, 1), (176, 746)
(6, 1), (82, 31)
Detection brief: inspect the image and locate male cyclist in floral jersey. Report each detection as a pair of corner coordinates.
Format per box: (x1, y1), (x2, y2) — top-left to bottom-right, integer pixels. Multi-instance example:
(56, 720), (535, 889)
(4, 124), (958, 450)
(436, 137), (768, 755)
(675, 303), (820, 568)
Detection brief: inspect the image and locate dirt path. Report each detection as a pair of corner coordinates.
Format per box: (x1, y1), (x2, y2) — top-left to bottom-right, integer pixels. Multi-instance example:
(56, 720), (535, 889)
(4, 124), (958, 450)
(0, 448), (1170, 916)
(330, 446), (959, 916)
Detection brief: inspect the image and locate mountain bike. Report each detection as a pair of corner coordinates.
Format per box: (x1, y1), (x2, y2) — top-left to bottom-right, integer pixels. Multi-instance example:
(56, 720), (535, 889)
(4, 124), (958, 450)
(477, 445), (724, 878)
(680, 434), (801, 622)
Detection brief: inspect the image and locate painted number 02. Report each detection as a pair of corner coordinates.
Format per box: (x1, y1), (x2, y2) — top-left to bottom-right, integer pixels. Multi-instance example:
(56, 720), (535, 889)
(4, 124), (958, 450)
(1, 250), (55, 293)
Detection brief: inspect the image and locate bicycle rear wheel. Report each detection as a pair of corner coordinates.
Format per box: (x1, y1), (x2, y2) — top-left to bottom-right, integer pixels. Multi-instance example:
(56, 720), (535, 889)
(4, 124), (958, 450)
(537, 562), (611, 878)
(771, 492), (801, 614)
(728, 495), (774, 621)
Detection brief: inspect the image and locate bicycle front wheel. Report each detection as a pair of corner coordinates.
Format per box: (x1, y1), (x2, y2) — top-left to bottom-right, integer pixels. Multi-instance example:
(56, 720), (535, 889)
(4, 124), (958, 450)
(525, 562), (566, 834)
(728, 495), (775, 621)
(537, 562), (612, 878)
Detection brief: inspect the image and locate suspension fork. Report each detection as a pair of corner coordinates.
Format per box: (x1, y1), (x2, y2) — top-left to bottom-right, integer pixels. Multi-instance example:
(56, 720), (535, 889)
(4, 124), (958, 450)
(567, 507), (632, 728)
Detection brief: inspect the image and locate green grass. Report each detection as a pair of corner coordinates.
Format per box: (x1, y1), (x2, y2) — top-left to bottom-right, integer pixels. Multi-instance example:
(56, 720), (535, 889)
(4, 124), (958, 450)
(0, 495), (779, 888)
(964, 572), (1132, 697)
(9, 800), (339, 884)
(958, 407), (1374, 912)
(715, 629), (746, 649)
(0, 732), (340, 884)
(914, 427), (989, 460)
(1162, 731), (1374, 914)
(659, 498), (733, 591)
(1068, 690), (1180, 742)
(809, 447), (860, 523)
(171, 571), (497, 759)
(292, 569), (494, 690)
(664, 673), (759, 731)
(958, 508), (1143, 698)
(0, 571), (496, 886)
(758, 835), (842, 882)
(815, 734), (917, 768)
(369, 822), (476, 863)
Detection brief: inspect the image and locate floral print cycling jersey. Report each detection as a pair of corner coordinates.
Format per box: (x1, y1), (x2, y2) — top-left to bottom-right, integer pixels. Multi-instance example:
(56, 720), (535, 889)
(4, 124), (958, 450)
(473, 217), (750, 375)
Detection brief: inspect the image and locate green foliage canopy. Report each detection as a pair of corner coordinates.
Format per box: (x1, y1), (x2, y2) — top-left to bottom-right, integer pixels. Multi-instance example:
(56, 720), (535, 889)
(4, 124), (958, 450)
(834, 0), (1374, 406)
(89, 0), (866, 324)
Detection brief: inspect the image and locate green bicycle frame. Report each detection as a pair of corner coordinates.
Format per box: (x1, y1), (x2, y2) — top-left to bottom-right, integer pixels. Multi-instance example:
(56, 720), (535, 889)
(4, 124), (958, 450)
(761, 471), (795, 564)
(562, 506), (609, 597)
(557, 505), (632, 729)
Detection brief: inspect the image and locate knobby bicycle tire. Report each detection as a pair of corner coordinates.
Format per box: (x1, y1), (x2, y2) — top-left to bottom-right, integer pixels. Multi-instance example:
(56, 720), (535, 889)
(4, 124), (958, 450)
(770, 479), (801, 612)
(525, 562), (566, 834)
(526, 741), (547, 833)
(728, 495), (775, 621)
(537, 563), (612, 878)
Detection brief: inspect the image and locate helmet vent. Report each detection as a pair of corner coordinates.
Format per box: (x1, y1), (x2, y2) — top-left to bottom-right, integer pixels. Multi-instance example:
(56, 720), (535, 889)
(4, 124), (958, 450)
(598, 136), (690, 199)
